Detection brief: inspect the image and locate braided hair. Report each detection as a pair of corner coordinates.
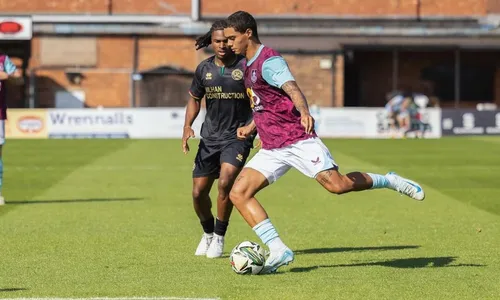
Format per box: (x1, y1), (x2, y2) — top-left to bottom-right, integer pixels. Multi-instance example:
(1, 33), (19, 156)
(195, 20), (228, 50)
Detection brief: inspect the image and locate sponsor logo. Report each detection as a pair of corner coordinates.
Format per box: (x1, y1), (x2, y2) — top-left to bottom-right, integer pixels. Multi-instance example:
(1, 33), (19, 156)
(236, 153), (243, 162)
(246, 88), (263, 112)
(17, 116), (44, 133)
(404, 180), (422, 193)
(251, 69), (257, 83)
(205, 72), (212, 80)
(49, 112), (133, 126)
(441, 109), (500, 136)
(0, 21), (23, 34)
(231, 69), (243, 81)
(311, 157), (321, 165)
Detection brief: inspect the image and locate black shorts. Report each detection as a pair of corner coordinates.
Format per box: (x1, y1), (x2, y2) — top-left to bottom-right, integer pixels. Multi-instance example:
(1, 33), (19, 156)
(193, 139), (251, 178)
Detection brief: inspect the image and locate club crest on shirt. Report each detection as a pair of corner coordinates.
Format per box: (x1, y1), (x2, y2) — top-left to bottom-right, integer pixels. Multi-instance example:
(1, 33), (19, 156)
(251, 69), (257, 83)
(231, 69), (243, 81)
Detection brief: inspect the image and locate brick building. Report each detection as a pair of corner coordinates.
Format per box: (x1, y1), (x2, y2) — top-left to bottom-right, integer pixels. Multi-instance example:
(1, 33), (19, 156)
(2, 0), (500, 109)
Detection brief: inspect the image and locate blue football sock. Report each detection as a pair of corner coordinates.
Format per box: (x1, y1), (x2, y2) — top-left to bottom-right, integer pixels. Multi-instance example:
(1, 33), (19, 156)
(253, 218), (286, 252)
(367, 173), (389, 189)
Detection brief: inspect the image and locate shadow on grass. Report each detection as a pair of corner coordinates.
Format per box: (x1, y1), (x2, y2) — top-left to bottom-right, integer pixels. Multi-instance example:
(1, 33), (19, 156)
(295, 245), (420, 255)
(0, 288), (28, 292)
(290, 256), (485, 273)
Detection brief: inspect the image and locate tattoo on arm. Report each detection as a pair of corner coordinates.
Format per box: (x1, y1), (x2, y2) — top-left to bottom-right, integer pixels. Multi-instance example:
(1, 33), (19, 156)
(282, 81), (310, 115)
(317, 170), (333, 185)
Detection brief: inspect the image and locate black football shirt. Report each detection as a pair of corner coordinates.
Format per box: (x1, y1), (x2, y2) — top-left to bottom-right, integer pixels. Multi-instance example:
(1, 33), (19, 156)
(189, 55), (252, 145)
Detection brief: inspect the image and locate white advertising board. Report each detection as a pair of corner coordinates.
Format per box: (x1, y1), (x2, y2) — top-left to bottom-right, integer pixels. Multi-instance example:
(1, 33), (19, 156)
(312, 107), (441, 138)
(7, 107), (441, 139)
(46, 108), (206, 139)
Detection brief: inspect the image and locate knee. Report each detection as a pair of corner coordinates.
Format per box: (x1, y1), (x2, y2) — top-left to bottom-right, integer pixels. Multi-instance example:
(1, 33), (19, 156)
(217, 177), (232, 194)
(229, 185), (247, 205)
(192, 186), (207, 201)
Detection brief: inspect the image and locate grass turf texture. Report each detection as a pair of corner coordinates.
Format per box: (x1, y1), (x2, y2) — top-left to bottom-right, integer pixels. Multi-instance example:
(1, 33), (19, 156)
(1, 138), (499, 299)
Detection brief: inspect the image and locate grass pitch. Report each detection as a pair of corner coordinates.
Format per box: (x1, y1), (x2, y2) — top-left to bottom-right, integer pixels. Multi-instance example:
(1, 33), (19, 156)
(1, 138), (499, 299)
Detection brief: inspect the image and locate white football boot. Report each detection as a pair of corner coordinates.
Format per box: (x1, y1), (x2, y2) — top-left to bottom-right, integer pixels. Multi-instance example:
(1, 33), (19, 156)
(260, 247), (294, 274)
(194, 233), (213, 256)
(386, 172), (425, 201)
(206, 234), (224, 258)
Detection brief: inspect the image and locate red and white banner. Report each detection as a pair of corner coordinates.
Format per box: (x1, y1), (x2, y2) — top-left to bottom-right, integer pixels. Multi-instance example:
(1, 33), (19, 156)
(0, 17), (32, 40)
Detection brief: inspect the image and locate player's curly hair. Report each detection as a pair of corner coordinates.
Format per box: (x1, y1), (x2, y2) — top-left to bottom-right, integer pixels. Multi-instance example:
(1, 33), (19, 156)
(194, 20), (228, 50)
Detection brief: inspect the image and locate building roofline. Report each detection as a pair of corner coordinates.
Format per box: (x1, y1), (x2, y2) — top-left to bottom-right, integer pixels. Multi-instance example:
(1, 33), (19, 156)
(203, 13), (482, 21)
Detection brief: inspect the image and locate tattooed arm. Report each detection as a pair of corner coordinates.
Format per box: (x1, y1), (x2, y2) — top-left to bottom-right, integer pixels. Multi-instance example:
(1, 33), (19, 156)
(281, 81), (311, 116)
(282, 81), (314, 134)
(261, 56), (314, 133)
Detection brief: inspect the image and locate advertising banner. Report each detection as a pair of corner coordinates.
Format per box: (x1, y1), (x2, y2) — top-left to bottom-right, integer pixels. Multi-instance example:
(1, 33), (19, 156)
(441, 109), (500, 136)
(46, 108), (205, 139)
(6, 109), (48, 139)
(313, 107), (441, 138)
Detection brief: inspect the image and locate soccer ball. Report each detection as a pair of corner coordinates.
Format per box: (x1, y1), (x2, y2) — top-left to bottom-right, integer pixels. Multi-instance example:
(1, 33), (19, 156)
(229, 241), (266, 275)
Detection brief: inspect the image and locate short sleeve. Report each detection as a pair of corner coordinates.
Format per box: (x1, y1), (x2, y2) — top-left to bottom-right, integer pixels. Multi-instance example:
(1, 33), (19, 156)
(262, 56), (295, 88)
(189, 64), (205, 100)
(3, 56), (17, 75)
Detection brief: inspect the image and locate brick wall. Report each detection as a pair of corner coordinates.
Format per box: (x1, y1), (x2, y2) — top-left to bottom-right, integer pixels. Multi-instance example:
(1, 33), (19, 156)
(283, 54), (334, 107)
(15, 0), (497, 108)
(30, 38), (500, 108)
(30, 35), (337, 108)
(201, 0), (487, 16)
(138, 37), (198, 71)
(0, 0), (190, 14)
(31, 36), (136, 108)
(0, 0), (488, 15)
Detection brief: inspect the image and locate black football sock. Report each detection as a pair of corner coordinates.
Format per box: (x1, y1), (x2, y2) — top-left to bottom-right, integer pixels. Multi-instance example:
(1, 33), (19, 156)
(201, 217), (215, 234)
(214, 218), (229, 236)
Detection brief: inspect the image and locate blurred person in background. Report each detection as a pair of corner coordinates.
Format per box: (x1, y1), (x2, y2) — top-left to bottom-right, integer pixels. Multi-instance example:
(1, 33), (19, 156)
(182, 20), (254, 258)
(0, 53), (23, 205)
(385, 90), (413, 138)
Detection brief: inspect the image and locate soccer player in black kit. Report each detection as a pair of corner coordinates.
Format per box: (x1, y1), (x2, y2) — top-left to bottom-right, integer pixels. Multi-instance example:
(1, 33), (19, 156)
(182, 20), (254, 258)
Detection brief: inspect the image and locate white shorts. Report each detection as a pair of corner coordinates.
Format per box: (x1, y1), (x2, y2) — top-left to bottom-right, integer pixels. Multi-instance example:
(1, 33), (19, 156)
(0, 120), (5, 145)
(245, 137), (337, 184)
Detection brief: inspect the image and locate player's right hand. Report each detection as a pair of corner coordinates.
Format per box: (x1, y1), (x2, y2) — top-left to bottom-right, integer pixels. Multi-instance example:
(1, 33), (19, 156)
(182, 126), (195, 154)
(237, 125), (253, 140)
(301, 113), (315, 134)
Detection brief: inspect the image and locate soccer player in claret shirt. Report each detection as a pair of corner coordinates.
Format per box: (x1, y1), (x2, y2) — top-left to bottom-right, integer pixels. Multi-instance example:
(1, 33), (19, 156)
(182, 20), (254, 258)
(0, 54), (23, 205)
(224, 11), (426, 274)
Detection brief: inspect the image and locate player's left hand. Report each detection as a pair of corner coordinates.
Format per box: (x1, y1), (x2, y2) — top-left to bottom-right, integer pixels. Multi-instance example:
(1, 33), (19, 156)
(301, 113), (315, 134)
(237, 125), (254, 140)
